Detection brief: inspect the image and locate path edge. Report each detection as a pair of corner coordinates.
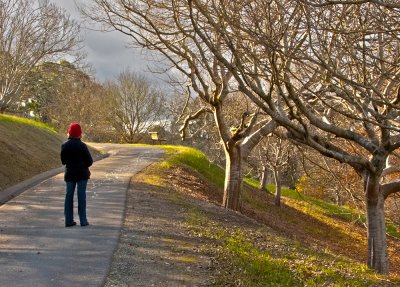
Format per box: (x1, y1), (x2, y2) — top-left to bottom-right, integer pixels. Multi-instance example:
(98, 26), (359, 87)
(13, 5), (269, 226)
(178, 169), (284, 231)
(0, 153), (109, 206)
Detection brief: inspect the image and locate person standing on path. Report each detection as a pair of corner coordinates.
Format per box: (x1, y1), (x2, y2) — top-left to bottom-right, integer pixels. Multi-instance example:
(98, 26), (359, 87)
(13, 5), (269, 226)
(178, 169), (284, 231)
(61, 123), (93, 227)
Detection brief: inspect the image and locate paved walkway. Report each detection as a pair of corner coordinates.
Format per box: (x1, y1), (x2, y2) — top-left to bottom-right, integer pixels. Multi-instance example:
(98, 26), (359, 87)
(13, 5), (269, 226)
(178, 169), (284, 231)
(0, 144), (164, 287)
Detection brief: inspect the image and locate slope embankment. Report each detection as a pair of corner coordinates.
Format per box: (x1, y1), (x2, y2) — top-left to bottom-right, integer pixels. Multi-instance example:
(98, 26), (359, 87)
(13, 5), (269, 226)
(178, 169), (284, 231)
(0, 114), (101, 192)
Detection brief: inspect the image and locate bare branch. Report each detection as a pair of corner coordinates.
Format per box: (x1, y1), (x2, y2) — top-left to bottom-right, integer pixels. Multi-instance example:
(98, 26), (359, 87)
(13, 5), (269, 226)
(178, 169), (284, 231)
(302, 0), (400, 9)
(175, 85), (192, 124)
(178, 107), (211, 140)
(381, 165), (400, 178)
(382, 180), (400, 199)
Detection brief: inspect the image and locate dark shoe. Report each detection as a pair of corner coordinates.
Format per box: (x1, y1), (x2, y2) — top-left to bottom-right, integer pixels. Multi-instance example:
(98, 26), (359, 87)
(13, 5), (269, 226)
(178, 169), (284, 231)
(66, 222), (77, 227)
(81, 222), (89, 227)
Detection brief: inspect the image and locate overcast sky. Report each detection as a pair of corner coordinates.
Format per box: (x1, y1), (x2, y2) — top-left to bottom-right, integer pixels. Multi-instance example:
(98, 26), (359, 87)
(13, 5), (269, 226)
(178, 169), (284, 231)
(50, 0), (159, 83)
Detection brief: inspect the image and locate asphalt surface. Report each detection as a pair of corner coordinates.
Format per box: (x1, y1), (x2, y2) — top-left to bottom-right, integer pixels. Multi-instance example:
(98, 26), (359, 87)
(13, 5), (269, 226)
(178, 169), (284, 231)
(0, 144), (164, 287)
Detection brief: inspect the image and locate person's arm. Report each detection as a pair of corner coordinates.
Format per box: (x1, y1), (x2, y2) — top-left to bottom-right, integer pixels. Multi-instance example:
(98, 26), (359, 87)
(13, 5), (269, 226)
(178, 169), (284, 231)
(83, 144), (93, 167)
(60, 144), (67, 165)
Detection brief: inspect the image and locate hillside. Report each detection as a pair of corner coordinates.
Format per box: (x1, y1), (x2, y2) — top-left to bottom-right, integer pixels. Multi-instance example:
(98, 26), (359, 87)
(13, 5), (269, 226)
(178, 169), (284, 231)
(0, 114), (101, 191)
(121, 146), (400, 286)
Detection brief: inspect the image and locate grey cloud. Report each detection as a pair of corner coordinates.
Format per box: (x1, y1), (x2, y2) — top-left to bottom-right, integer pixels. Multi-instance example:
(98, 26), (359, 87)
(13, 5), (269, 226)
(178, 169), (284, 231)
(50, 0), (157, 82)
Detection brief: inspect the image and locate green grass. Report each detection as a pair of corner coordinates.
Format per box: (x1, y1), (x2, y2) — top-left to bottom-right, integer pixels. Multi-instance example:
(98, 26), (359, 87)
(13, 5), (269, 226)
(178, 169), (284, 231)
(183, 205), (386, 287)
(224, 232), (298, 286)
(160, 145), (225, 188)
(223, 232), (377, 287)
(0, 114), (56, 132)
(387, 223), (400, 238)
(282, 188), (361, 221)
(246, 181), (400, 239)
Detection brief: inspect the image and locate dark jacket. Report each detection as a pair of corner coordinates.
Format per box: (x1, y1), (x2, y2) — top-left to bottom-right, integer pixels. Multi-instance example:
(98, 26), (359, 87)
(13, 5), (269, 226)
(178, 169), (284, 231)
(61, 138), (93, 182)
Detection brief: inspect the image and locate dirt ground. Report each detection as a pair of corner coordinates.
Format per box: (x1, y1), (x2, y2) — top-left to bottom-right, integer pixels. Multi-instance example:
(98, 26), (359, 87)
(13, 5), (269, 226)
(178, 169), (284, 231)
(103, 181), (211, 286)
(103, 165), (266, 287)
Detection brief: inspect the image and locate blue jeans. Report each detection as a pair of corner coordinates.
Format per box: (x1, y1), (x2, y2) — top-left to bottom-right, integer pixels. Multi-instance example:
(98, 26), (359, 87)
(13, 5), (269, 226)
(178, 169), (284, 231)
(65, 180), (88, 226)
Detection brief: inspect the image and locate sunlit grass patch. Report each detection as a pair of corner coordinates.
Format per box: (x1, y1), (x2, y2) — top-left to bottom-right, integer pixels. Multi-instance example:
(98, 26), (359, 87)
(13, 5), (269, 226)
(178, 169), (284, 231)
(223, 231), (379, 287)
(141, 174), (164, 186)
(246, 180), (400, 239)
(135, 162), (166, 187)
(223, 232), (298, 287)
(387, 223), (400, 238)
(0, 113), (56, 132)
(183, 204), (385, 287)
(243, 177), (260, 187)
(160, 146), (225, 188)
(284, 193), (399, 239)
(174, 256), (198, 263)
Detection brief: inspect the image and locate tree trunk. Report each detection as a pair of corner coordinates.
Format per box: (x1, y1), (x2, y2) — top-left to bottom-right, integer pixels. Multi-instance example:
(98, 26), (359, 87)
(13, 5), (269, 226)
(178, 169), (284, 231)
(273, 167), (281, 207)
(335, 189), (342, 206)
(223, 146), (243, 211)
(260, 165), (269, 192)
(365, 176), (389, 274)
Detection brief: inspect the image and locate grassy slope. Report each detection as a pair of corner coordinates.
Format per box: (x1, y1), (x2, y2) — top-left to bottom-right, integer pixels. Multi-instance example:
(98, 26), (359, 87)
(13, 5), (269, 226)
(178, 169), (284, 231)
(0, 114), (101, 191)
(140, 145), (400, 286)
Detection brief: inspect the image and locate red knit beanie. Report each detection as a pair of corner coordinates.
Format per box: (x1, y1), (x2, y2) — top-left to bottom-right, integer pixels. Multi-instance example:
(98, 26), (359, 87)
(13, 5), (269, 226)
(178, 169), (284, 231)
(67, 123), (82, 138)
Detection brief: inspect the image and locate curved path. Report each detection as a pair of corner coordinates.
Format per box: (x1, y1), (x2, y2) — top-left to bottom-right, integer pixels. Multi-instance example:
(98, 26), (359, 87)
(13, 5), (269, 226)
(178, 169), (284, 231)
(0, 144), (164, 287)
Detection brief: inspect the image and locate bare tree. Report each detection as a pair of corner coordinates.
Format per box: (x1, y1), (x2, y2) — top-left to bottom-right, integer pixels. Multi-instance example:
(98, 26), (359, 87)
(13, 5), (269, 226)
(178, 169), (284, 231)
(0, 0), (81, 113)
(255, 131), (293, 206)
(105, 70), (167, 143)
(187, 0), (400, 274)
(297, 146), (365, 207)
(84, 0), (276, 211)
(43, 63), (107, 138)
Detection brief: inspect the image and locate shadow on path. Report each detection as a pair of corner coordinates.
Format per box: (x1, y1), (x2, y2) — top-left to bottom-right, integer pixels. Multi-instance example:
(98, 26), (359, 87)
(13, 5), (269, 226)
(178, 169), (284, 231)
(0, 145), (164, 287)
